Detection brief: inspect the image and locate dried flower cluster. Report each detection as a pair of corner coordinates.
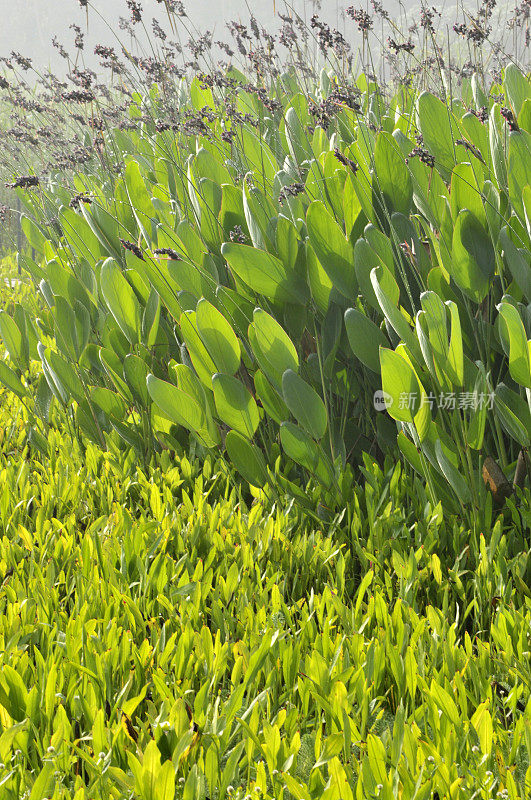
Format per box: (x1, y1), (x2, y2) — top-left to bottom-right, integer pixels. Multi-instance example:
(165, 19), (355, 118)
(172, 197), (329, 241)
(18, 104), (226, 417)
(334, 148), (358, 173)
(154, 247), (182, 259)
(229, 225), (247, 243)
(6, 175), (39, 189)
(69, 193), (93, 209)
(455, 139), (484, 161)
(126, 1), (143, 25)
(500, 106), (519, 130)
(120, 238), (145, 260)
(388, 38), (415, 54)
(406, 146), (436, 168)
(310, 14), (350, 56)
(346, 7), (373, 33)
(278, 183), (304, 205)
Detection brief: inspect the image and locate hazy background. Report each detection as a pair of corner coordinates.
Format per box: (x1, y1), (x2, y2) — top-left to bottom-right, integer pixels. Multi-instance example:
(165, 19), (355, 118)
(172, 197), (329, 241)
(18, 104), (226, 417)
(0, 0), (488, 74)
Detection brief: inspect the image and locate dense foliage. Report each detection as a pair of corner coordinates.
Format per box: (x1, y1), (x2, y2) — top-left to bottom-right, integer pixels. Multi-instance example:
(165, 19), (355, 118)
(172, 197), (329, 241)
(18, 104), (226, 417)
(0, 380), (530, 799)
(0, 3), (530, 798)
(1, 33), (530, 525)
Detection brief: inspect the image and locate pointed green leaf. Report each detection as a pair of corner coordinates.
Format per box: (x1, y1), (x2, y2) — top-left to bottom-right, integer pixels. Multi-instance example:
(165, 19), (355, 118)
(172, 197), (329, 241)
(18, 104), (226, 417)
(0, 311), (28, 370)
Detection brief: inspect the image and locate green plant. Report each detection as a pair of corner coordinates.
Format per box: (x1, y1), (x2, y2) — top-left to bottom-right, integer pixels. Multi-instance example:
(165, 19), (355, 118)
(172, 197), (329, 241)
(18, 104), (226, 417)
(0, 380), (530, 799)
(3, 62), (530, 527)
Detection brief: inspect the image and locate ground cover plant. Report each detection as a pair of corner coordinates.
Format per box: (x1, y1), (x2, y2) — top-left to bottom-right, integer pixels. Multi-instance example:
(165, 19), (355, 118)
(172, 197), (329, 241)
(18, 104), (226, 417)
(0, 1), (529, 526)
(0, 1), (530, 798)
(1, 366), (531, 799)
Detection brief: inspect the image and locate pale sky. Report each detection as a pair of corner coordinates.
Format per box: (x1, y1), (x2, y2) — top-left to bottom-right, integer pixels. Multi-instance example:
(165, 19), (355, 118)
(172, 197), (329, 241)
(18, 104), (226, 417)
(0, 0), (518, 76)
(0, 1), (349, 70)
(0, 0), (431, 73)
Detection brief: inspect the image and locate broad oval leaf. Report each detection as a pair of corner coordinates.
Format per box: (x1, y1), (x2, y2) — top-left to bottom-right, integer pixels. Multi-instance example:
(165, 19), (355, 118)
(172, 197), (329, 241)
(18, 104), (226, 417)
(434, 439), (472, 505)
(306, 201), (357, 298)
(494, 384), (531, 446)
(500, 225), (531, 301)
(0, 312), (28, 371)
(179, 310), (218, 388)
(254, 370), (289, 425)
(416, 91), (458, 181)
(280, 421), (332, 488)
(221, 242), (308, 305)
(504, 63), (531, 118)
(225, 430), (268, 488)
(90, 386), (126, 422)
(282, 369), (327, 440)
(497, 300), (531, 388)
(124, 354), (150, 406)
(147, 374), (206, 434)
(374, 131), (412, 216)
(344, 308), (388, 373)
(380, 348), (420, 424)
(196, 298), (241, 376)
(212, 373), (259, 438)
(0, 360), (27, 399)
(508, 131), (531, 224)
(451, 210), (495, 302)
(252, 307), (299, 380)
(100, 258), (142, 345)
